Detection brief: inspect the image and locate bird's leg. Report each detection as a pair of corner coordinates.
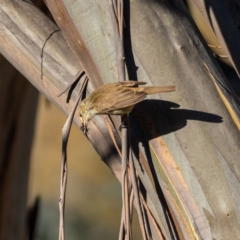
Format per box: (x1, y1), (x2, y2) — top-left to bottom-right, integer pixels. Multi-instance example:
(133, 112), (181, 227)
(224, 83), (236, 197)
(119, 114), (128, 131)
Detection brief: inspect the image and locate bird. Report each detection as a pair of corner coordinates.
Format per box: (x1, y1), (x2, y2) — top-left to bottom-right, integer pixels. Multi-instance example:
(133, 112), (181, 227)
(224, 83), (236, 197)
(79, 81), (175, 132)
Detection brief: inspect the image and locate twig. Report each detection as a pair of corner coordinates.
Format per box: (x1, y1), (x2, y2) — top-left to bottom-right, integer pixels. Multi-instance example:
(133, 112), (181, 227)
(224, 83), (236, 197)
(109, 1), (134, 240)
(104, 115), (122, 157)
(112, 0), (118, 21)
(140, 194), (165, 240)
(119, 185), (135, 240)
(58, 77), (88, 240)
(109, 0), (125, 81)
(121, 125), (131, 239)
(41, 29), (60, 80)
(129, 151), (148, 240)
(57, 70), (85, 97)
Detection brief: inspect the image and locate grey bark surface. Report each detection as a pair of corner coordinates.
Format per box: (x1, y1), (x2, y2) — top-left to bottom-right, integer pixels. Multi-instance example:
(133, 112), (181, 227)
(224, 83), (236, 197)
(0, 0), (240, 239)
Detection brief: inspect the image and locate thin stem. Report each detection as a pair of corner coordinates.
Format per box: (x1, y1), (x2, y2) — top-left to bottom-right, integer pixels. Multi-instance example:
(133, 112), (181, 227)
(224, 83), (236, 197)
(58, 77), (88, 240)
(129, 151), (148, 240)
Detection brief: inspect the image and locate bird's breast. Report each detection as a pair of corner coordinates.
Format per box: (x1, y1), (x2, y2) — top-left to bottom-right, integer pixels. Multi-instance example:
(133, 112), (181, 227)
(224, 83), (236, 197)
(107, 105), (134, 115)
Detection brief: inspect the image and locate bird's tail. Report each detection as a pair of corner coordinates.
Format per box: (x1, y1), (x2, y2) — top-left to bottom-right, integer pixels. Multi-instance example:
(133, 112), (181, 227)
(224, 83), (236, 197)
(142, 86), (176, 95)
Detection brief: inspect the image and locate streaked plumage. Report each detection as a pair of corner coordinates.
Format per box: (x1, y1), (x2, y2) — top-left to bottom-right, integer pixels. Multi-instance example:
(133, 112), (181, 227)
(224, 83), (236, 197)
(79, 81), (175, 129)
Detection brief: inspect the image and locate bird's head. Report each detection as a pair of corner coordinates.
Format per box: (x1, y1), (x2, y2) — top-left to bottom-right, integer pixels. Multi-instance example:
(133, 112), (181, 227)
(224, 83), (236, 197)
(79, 98), (97, 134)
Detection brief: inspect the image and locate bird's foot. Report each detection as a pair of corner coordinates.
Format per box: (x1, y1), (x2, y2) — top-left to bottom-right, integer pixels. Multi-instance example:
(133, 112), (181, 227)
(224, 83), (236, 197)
(119, 115), (128, 131)
(80, 123), (88, 135)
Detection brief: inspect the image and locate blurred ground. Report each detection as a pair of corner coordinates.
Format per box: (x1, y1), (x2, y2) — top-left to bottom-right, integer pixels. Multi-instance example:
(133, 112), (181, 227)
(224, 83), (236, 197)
(28, 94), (141, 240)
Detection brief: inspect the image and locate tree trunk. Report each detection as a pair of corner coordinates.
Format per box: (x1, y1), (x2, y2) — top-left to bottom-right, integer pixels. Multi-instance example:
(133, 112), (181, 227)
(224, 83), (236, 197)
(0, 55), (39, 240)
(0, 0), (239, 239)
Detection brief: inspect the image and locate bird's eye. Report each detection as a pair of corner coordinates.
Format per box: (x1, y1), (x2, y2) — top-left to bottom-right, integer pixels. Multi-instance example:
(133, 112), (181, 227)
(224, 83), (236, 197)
(79, 114), (82, 117)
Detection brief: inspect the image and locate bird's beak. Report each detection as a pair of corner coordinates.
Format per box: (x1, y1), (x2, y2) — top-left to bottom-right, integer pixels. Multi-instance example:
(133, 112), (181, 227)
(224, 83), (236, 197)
(83, 123), (87, 134)
(81, 120), (88, 135)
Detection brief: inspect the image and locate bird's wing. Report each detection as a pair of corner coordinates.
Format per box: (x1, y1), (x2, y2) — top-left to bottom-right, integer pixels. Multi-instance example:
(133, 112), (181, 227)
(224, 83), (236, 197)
(117, 81), (147, 87)
(93, 83), (147, 112)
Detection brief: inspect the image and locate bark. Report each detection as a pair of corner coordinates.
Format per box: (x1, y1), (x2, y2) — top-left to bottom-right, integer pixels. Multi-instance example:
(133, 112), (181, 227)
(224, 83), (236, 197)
(0, 0), (239, 239)
(0, 55), (39, 240)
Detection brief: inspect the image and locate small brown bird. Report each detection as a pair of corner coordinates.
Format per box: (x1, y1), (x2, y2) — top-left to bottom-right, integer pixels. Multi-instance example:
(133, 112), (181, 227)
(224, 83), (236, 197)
(79, 81), (175, 130)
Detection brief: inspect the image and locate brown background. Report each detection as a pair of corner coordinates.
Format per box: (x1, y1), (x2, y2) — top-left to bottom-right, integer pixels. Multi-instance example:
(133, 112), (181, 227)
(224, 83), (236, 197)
(28, 94), (141, 240)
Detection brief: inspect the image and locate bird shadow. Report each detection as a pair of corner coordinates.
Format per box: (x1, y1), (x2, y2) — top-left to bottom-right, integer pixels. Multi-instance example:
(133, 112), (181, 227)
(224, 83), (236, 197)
(130, 99), (223, 138)
(128, 100), (222, 239)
